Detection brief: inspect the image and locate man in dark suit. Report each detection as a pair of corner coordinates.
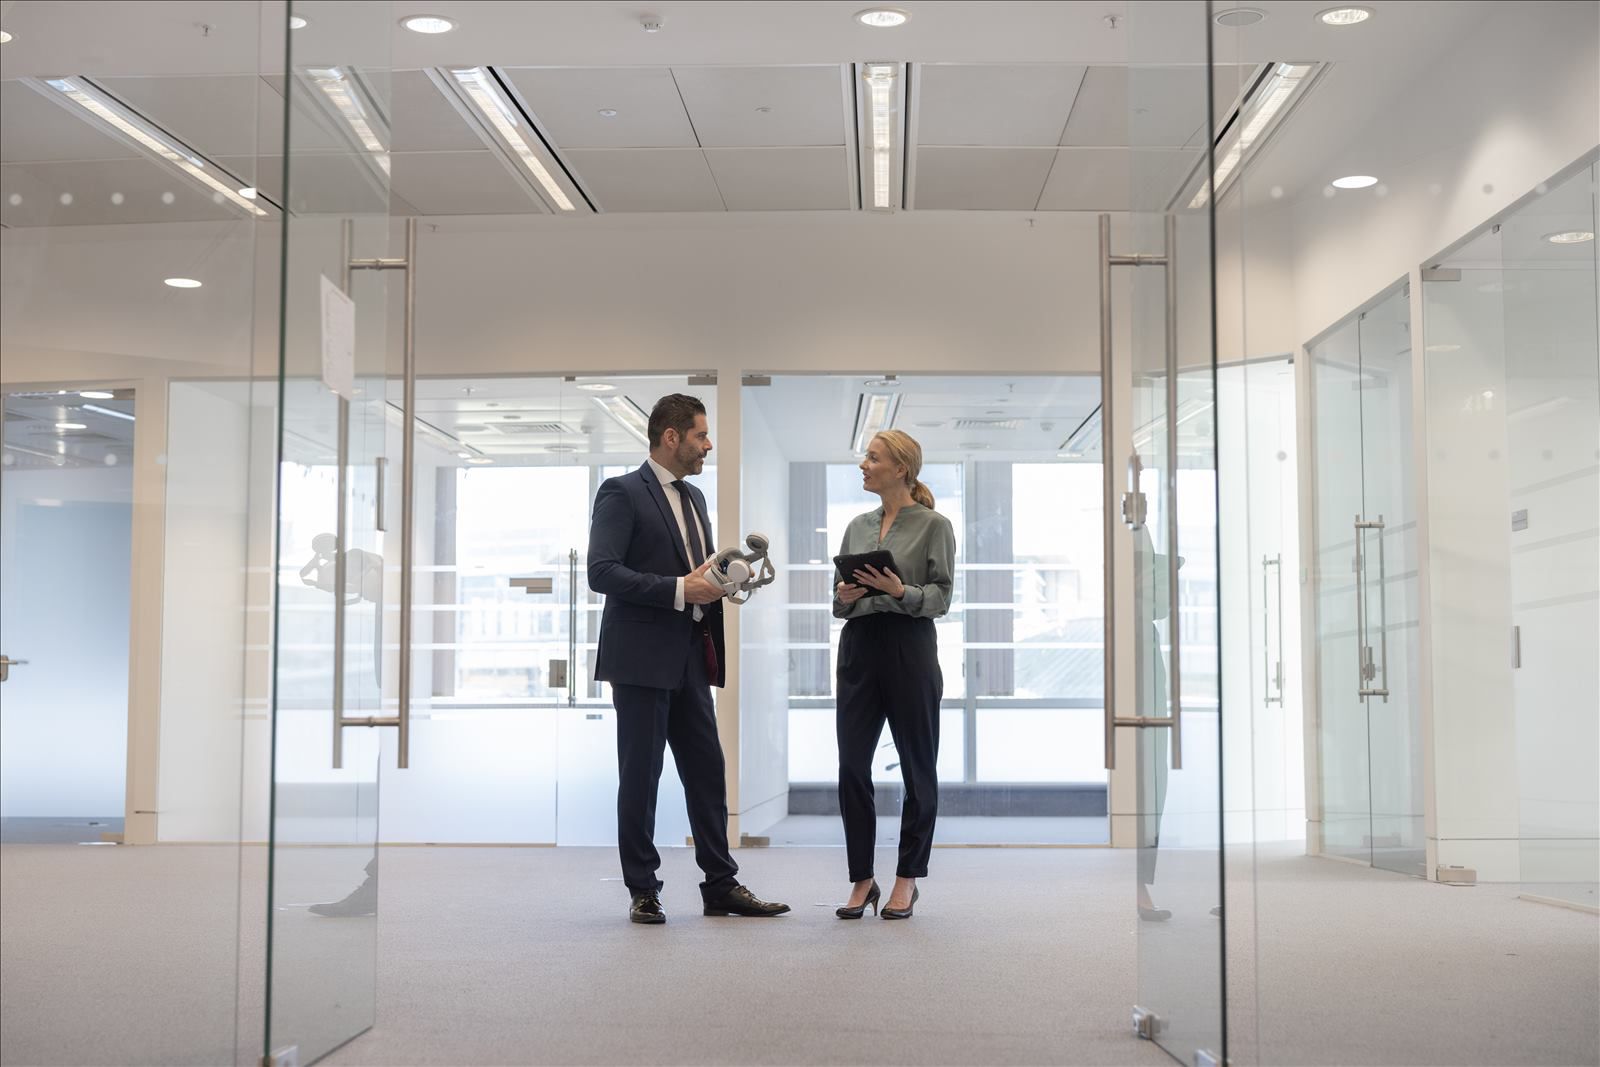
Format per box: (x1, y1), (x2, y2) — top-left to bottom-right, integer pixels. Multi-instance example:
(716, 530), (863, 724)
(588, 393), (790, 925)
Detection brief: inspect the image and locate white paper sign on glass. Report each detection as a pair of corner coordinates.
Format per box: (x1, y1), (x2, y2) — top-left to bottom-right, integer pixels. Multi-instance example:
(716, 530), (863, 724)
(319, 274), (355, 400)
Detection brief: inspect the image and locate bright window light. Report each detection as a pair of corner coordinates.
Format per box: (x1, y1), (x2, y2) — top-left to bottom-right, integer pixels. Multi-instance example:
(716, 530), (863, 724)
(1189, 62), (1315, 209)
(447, 67), (576, 212)
(37, 78), (267, 217)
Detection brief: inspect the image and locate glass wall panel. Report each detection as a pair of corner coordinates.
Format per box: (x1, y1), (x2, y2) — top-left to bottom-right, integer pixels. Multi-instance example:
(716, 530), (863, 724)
(0, 2), (284, 1063)
(742, 375), (1107, 848)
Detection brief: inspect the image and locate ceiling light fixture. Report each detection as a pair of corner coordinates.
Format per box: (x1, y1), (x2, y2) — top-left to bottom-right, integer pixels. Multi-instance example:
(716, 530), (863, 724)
(1187, 62), (1318, 210)
(289, 15), (308, 29)
(1545, 230), (1595, 244)
(164, 277), (203, 288)
(56, 422), (87, 431)
(593, 395), (651, 446)
(863, 376), (901, 388)
(31, 78), (267, 217)
(239, 186), (258, 199)
(466, 457), (494, 465)
(437, 67), (578, 212)
(859, 63), (904, 211)
(851, 392), (903, 453)
(401, 14), (456, 34)
(1214, 7), (1267, 26)
(81, 404), (135, 422)
(597, 108), (619, 118)
(855, 8), (910, 27)
(304, 67), (391, 177)
(0, 30), (13, 43)
(1332, 174), (1379, 189)
(1316, 6), (1373, 26)
(577, 383), (617, 393)
(79, 391), (115, 400)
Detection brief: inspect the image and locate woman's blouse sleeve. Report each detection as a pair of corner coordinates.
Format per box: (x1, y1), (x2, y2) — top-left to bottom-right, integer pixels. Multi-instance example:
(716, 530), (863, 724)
(889, 514), (955, 620)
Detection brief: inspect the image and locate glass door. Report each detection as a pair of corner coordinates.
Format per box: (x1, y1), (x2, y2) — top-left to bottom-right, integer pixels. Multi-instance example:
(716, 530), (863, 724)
(266, 2), (399, 1063)
(1116, 4), (1224, 1062)
(1356, 291), (1424, 877)
(1307, 283), (1423, 877)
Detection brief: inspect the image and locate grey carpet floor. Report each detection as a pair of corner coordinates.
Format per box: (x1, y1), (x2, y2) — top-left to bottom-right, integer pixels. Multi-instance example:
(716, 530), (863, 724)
(3, 843), (1596, 1066)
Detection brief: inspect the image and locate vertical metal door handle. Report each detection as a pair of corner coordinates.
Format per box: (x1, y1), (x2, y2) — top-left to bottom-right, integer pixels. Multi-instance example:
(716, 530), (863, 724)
(568, 548), (579, 708)
(375, 457), (387, 533)
(396, 217), (417, 769)
(1373, 514), (1390, 702)
(1099, 214), (1117, 771)
(1354, 516), (1390, 699)
(1263, 555), (1284, 705)
(1161, 213), (1182, 773)
(1353, 515), (1368, 698)
(1512, 625), (1522, 669)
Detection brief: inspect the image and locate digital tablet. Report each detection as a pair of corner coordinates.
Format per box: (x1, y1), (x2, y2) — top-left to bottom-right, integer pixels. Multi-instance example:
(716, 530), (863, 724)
(833, 550), (900, 597)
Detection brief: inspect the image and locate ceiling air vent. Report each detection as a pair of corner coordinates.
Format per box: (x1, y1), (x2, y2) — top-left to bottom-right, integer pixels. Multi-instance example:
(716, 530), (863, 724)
(489, 421), (577, 436)
(952, 418), (1024, 431)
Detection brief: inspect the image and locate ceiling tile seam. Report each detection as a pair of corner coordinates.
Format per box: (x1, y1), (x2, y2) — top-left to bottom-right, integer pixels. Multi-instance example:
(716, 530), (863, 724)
(1052, 66), (1091, 149)
(667, 68), (707, 151)
(1032, 148), (1066, 213)
(698, 149), (730, 213)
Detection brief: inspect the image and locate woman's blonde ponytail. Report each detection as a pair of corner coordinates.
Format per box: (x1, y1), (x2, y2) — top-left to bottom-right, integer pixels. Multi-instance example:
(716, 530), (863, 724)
(872, 430), (936, 511)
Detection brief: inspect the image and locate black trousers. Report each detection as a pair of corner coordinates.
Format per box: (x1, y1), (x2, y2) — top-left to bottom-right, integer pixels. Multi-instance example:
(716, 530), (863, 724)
(612, 626), (738, 899)
(836, 614), (942, 882)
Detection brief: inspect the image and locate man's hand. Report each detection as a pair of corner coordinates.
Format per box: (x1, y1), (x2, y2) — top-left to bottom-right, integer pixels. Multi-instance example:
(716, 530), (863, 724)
(835, 580), (868, 605)
(685, 557), (726, 605)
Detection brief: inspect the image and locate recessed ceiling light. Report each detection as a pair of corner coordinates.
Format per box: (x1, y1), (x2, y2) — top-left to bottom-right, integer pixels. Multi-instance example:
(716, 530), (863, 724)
(546, 445), (577, 454)
(456, 452), (472, 459)
(79, 391), (115, 400)
(1317, 6), (1373, 25)
(401, 14), (456, 34)
(1331, 175), (1379, 189)
(577, 383), (617, 393)
(288, 15), (308, 29)
(467, 456), (494, 465)
(239, 187), (258, 199)
(597, 108), (619, 118)
(164, 277), (203, 288)
(1214, 7), (1267, 27)
(0, 30), (13, 44)
(56, 422), (87, 431)
(1545, 230), (1595, 244)
(863, 377), (901, 388)
(855, 8), (909, 27)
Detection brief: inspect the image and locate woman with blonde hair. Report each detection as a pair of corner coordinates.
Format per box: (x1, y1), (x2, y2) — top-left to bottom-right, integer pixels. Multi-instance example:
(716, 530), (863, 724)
(831, 429), (956, 919)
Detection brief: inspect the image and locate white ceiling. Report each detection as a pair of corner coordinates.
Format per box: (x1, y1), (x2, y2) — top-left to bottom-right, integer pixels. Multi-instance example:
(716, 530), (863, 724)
(2, 388), (137, 470)
(0, 1), (1540, 226)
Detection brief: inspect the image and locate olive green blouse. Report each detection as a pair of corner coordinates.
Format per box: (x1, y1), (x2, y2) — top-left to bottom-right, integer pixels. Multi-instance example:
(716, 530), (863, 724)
(831, 502), (957, 620)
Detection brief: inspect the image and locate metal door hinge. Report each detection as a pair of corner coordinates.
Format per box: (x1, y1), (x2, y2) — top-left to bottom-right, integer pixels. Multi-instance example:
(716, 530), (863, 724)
(1121, 490), (1147, 530)
(1132, 1006), (1161, 1040)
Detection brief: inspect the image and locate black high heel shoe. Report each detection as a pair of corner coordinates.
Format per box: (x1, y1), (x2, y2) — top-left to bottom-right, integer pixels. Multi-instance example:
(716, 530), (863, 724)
(881, 885), (918, 920)
(836, 881), (880, 919)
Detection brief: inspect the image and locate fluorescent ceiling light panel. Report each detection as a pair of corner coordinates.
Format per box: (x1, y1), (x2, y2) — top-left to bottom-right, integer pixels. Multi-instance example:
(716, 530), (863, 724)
(851, 392), (902, 453)
(81, 404), (135, 422)
(1188, 62), (1318, 210)
(1060, 405), (1103, 458)
(33, 78), (267, 217)
(859, 63), (903, 211)
(593, 395), (651, 446)
(305, 67), (391, 177)
(78, 391), (115, 400)
(443, 67), (576, 212)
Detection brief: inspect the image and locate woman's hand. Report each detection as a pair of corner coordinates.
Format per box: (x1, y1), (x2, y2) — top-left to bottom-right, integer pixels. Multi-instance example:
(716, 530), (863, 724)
(835, 580), (868, 605)
(852, 564), (905, 599)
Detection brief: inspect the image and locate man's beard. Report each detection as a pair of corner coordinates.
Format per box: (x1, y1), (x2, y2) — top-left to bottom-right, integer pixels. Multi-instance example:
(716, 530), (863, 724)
(676, 444), (703, 472)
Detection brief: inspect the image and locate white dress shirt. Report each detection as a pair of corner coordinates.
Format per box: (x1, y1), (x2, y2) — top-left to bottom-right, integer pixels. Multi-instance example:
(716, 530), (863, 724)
(647, 457), (707, 619)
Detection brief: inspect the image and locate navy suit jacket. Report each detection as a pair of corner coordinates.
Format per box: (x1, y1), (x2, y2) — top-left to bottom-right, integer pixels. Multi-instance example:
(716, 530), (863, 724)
(588, 462), (726, 690)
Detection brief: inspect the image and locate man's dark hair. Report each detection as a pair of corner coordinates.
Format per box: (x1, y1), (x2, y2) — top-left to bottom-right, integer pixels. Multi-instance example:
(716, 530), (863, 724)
(647, 393), (707, 449)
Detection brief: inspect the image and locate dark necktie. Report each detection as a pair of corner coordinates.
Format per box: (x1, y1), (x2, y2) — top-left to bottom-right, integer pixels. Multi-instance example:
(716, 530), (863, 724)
(672, 480), (706, 566)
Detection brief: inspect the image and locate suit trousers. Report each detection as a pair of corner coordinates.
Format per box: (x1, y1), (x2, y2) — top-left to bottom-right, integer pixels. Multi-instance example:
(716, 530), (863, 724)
(836, 613), (943, 882)
(612, 624), (739, 899)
